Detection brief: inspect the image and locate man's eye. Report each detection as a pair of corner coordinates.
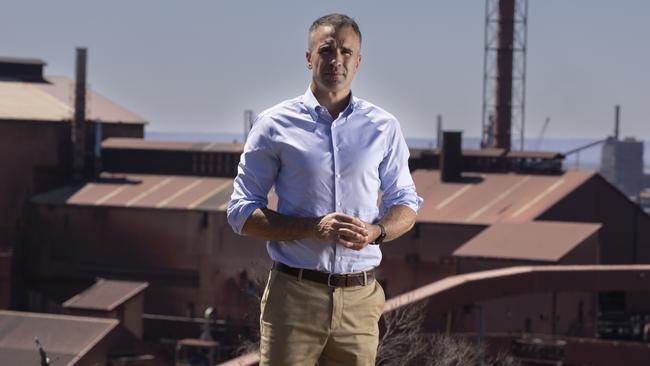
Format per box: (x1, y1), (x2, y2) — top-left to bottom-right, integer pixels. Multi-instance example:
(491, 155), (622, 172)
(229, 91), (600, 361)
(319, 48), (332, 54)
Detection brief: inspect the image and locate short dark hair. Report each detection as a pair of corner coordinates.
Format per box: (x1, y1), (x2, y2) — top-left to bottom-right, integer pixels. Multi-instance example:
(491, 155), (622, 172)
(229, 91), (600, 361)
(308, 13), (362, 50)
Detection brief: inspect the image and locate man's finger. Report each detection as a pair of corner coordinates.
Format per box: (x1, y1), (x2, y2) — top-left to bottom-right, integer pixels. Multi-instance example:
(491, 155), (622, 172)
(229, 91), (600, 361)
(334, 213), (358, 223)
(336, 236), (357, 248)
(338, 228), (367, 243)
(336, 222), (368, 236)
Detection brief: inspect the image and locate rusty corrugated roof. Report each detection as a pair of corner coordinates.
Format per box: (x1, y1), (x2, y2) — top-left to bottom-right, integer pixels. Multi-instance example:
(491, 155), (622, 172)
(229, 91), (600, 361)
(0, 76), (145, 124)
(0, 310), (118, 365)
(414, 170), (595, 225)
(63, 279), (149, 311)
(31, 173), (242, 211)
(452, 221), (601, 262)
(102, 137), (244, 153)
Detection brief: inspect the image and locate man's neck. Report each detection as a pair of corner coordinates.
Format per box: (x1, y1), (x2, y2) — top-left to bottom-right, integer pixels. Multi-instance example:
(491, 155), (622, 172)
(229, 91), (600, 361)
(310, 83), (351, 119)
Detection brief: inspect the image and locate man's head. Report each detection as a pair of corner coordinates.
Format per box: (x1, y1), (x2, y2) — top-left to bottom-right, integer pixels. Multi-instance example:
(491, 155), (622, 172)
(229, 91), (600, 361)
(306, 14), (362, 94)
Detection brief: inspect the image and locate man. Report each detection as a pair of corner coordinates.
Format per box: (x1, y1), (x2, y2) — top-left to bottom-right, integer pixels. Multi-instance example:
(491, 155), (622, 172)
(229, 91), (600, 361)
(227, 13), (422, 365)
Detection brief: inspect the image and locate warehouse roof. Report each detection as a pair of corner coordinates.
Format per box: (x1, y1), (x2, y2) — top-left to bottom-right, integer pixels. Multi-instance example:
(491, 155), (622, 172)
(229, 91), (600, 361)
(453, 221), (601, 262)
(102, 137), (244, 153)
(413, 170), (595, 225)
(30, 173), (280, 212)
(0, 310), (118, 366)
(0, 76), (145, 124)
(63, 279), (149, 312)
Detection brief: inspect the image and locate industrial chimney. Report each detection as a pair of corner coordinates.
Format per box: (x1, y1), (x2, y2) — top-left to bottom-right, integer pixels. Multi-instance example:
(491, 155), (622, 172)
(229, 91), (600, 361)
(481, 0), (528, 151)
(493, 0), (515, 151)
(71, 48), (87, 181)
(440, 131), (463, 182)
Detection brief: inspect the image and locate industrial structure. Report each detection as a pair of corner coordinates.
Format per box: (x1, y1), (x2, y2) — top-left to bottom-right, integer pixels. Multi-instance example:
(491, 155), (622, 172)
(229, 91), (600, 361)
(1, 1), (649, 364)
(481, 0), (528, 151)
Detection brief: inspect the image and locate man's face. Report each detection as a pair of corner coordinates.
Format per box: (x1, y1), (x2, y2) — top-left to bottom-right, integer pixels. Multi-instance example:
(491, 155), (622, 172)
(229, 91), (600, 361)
(306, 25), (362, 94)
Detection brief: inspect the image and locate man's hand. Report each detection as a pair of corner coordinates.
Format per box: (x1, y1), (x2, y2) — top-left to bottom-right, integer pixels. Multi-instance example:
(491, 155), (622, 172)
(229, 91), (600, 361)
(313, 213), (380, 251)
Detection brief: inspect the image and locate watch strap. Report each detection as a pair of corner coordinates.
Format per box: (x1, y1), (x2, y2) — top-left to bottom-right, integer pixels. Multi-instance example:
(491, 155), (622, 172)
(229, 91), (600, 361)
(371, 223), (386, 245)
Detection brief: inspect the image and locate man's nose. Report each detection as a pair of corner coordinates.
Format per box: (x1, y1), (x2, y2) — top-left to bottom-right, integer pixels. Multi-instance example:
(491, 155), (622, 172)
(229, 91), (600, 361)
(330, 50), (343, 66)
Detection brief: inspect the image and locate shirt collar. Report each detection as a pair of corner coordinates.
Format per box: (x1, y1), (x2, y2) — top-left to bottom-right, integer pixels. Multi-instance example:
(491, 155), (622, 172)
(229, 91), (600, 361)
(302, 87), (358, 122)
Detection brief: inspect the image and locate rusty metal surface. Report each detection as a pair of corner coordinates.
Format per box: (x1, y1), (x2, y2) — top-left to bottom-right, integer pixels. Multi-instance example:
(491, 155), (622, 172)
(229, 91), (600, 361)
(102, 137), (244, 153)
(506, 150), (564, 159)
(453, 221), (601, 262)
(384, 264), (650, 314)
(413, 169), (595, 224)
(0, 76), (145, 123)
(463, 148), (506, 157)
(0, 310), (118, 364)
(31, 173), (235, 211)
(63, 279), (148, 311)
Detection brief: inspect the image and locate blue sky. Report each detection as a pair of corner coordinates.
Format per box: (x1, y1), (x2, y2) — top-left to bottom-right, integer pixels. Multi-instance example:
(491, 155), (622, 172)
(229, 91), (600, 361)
(2, 0), (649, 141)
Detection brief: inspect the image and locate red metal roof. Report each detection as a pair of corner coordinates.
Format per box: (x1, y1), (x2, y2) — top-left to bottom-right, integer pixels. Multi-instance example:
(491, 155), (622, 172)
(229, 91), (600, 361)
(63, 279), (149, 311)
(0, 310), (118, 365)
(452, 221), (601, 262)
(413, 170), (595, 225)
(31, 173), (246, 212)
(0, 76), (145, 124)
(32, 173), (235, 211)
(102, 137), (244, 153)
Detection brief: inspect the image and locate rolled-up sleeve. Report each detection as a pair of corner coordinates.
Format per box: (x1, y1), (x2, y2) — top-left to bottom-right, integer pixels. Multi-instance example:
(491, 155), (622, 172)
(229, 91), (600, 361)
(227, 118), (279, 234)
(378, 120), (423, 215)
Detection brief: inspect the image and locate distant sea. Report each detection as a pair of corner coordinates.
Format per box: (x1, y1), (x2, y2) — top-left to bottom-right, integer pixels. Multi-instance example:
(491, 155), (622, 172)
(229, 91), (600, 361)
(146, 131), (650, 172)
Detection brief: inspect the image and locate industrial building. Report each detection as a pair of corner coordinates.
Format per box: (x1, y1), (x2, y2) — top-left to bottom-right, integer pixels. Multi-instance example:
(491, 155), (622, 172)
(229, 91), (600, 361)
(0, 55), (145, 311)
(2, 1), (650, 364)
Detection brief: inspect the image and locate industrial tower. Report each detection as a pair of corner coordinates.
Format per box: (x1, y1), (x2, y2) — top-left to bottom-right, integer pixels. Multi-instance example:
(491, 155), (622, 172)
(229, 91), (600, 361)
(481, 0), (528, 151)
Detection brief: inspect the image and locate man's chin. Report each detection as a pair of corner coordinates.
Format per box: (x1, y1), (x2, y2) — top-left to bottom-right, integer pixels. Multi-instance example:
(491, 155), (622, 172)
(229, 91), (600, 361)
(318, 80), (349, 93)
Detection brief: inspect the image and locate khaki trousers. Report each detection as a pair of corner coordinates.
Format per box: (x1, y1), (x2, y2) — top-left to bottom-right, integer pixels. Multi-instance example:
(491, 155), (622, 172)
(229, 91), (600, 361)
(259, 269), (385, 366)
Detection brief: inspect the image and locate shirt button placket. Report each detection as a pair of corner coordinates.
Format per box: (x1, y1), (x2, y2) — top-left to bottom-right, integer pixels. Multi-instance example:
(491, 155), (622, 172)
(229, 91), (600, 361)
(331, 123), (340, 271)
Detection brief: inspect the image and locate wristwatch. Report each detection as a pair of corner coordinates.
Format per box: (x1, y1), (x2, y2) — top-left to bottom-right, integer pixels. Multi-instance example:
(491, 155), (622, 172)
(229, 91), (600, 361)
(370, 223), (386, 245)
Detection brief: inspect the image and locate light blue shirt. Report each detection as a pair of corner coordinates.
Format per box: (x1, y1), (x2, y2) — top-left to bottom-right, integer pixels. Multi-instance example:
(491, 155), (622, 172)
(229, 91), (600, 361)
(227, 88), (423, 273)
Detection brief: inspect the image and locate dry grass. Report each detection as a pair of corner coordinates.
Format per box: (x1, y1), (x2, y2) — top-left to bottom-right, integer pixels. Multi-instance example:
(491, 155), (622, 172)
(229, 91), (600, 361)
(377, 301), (519, 366)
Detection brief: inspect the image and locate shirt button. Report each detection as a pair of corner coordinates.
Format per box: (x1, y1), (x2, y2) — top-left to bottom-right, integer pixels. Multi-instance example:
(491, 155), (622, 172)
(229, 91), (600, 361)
(336, 147), (341, 151)
(336, 174), (341, 178)
(337, 202), (341, 206)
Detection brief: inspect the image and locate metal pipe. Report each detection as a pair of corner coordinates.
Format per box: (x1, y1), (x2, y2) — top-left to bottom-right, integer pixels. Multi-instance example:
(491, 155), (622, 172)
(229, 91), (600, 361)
(72, 48), (87, 181)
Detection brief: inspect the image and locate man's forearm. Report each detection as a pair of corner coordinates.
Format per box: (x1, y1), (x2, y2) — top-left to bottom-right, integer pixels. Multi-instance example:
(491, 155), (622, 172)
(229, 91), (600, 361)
(376, 205), (417, 242)
(241, 207), (318, 241)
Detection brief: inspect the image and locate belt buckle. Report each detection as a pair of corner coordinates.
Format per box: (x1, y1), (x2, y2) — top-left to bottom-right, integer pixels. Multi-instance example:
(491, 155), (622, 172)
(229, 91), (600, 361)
(327, 273), (335, 288)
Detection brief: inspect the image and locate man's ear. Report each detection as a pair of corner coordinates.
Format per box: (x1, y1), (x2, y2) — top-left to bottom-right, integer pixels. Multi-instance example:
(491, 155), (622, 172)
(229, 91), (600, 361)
(305, 51), (312, 69)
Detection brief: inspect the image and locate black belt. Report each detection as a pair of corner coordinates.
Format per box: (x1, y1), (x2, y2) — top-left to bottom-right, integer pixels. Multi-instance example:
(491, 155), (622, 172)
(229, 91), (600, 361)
(273, 262), (375, 287)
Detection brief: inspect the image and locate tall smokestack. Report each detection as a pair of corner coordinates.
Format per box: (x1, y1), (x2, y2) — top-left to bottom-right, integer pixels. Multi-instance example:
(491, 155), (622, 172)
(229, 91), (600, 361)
(493, 0), (515, 150)
(72, 47), (87, 181)
(440, 131), (463, 182)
